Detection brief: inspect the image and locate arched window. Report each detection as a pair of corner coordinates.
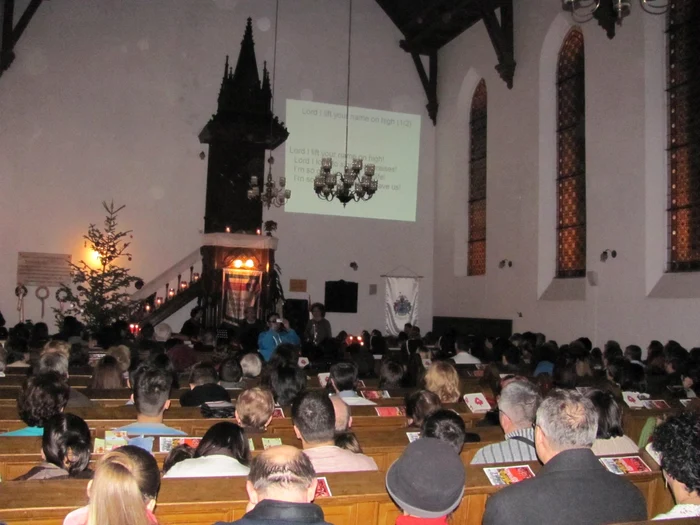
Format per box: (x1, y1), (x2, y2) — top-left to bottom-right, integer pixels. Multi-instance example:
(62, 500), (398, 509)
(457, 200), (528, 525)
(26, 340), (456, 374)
(668, 0), (700, 272)
(468, 79), (487, 276)
(556, 28), (586, 279)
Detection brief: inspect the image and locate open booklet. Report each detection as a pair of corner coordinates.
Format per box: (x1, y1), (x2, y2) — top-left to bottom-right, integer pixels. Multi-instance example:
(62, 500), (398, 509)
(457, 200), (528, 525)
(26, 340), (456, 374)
(159, 437), (202, 453)
(621, 392), (650, 409)
(599, 456), (651, 475)
(483, 465), (535, 486)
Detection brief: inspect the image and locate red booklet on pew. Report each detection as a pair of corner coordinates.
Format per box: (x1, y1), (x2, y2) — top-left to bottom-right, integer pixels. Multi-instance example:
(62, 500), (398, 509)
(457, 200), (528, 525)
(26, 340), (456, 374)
(483, 465), (535, 486)
(599, 456), (651, 475)
(314, 477), (332, 498)
(375, 406), (406, 417)
(361, 390), (390, 400)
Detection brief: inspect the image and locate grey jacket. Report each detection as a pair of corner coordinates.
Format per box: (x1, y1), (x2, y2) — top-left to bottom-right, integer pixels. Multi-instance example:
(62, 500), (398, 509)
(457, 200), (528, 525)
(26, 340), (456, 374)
(482, 448), (647, 525)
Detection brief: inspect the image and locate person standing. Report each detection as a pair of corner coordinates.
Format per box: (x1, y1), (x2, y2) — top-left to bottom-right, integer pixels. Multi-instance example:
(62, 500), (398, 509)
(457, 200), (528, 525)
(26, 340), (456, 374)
(238, 307), (265, 353)
(180, 307), (203, 340)
(304, 303), (332, 346)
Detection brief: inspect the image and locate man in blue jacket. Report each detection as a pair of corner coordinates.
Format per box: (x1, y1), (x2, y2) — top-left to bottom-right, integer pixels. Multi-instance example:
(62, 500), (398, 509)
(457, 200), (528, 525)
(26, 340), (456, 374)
(258, 313), (300, 361)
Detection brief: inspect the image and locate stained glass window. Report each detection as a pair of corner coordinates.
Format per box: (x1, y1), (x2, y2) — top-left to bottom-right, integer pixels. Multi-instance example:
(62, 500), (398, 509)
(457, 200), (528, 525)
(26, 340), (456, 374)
(556, 28), (586, 278)
(468, 79), (487, 276)
(668, 0), (700, 272)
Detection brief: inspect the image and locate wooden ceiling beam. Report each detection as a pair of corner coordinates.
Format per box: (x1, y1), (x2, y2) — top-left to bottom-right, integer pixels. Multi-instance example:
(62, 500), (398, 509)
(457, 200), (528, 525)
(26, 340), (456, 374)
(0, 0), (44, 79)
(477, 0), (516, 89)
(406, 49), (438, 125)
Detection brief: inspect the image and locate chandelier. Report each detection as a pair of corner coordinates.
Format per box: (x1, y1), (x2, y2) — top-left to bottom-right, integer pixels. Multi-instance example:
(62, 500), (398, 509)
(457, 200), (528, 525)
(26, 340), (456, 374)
(247, 0), (289, 210)
(314, 157), (377, 206)
(249, 156), (290, 209)
(562, 0), (668, 26)
(312, 0), (382, 207)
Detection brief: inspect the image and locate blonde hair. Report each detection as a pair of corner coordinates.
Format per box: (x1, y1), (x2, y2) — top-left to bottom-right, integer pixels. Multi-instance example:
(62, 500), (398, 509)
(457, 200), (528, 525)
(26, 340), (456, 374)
(108, 345), (132, 374)
(236, 387), (274, 430)
(88, 446), (160, 525)
(42, 340), (70, 358)
(424, 361), (461, 403)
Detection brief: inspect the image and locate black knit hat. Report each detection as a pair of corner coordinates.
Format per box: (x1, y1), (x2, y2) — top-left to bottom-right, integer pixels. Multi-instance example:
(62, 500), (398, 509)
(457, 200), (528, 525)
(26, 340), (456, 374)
(385, 437), (466, 518)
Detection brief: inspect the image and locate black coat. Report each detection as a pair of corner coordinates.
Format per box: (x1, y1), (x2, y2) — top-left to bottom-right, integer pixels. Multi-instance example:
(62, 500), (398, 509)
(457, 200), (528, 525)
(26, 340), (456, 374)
(179, 383), (231, 407)
(214, 499), (331, 525)
(482, 448), (647, 525)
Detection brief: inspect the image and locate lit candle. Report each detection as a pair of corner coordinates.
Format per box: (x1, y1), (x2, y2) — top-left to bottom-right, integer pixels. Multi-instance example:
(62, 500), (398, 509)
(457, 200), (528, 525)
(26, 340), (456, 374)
(168, 288), (175, 298)
(145, 304), (151, 313)
(180, 281), (188, 290)
(225, 226), (231, 233)
(155, 297), (163, 307)
(256, 229), (261, 235)
(129, 323), (136, 334)
(192, 273), (200, 282)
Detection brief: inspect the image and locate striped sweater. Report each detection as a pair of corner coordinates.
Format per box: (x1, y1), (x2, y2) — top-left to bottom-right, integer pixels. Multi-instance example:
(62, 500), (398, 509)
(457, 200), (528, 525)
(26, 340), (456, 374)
(470, 427), (537, 465)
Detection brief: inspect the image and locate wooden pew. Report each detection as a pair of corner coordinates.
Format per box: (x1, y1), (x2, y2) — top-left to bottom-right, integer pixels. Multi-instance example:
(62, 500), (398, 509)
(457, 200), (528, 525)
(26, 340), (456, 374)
(0, 426), (506, 479)
(0, 375), (92, 388)
(0, 401), (487, 436)
(622, 405), (684, 445)
(614, 521), (699, 525)
(0, 456), (673, 525)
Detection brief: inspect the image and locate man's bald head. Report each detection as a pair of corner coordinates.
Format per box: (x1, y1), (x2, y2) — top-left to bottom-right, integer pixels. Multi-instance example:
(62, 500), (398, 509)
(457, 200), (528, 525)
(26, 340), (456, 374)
(248, 445), (317, 499)
(330, 395), (351, 432)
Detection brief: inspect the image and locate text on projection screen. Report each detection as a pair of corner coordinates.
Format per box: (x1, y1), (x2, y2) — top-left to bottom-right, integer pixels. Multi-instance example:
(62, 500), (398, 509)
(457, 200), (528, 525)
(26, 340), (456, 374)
(283, 99), (421, 222)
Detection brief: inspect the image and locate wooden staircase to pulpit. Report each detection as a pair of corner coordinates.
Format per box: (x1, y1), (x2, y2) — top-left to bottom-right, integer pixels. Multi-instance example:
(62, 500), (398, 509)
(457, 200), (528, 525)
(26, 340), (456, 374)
(137, 281), (201, 326)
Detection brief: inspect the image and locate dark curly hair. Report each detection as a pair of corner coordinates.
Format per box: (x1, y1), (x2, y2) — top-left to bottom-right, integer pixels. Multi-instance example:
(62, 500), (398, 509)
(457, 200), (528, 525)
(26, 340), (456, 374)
(18, 372), (70, 427)
(652, 412), (700, 494)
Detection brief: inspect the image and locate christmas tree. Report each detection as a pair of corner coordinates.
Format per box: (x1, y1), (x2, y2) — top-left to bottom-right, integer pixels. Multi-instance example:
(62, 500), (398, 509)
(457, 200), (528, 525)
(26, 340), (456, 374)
(54, 201), (142, 332)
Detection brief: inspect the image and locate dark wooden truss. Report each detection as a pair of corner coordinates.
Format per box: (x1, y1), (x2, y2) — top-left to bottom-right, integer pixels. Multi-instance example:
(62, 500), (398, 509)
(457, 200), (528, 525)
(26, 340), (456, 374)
(376, 0), (515, 124)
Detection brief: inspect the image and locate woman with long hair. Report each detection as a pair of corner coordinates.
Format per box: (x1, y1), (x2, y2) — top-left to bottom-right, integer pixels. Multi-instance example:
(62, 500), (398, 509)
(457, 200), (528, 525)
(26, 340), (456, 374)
(91, 355), (125, 390)
(63, 445), (160, 525)
(164, 421), (250, 478)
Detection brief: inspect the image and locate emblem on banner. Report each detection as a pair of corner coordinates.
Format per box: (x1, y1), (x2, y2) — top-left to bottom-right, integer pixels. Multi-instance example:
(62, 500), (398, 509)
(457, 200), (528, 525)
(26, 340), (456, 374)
(393, 294), (413, 317)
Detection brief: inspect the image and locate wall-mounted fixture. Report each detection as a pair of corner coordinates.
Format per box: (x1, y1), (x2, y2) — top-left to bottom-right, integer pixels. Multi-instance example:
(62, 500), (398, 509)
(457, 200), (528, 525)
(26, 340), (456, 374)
(561, 0), (668, 39)
(498, 259), (513, 269)
(600, 249), (617, 262)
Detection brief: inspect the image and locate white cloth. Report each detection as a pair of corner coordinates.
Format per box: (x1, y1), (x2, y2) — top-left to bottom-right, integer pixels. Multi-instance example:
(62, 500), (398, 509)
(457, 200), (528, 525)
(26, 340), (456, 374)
(591, 435), (639, 457)
(453, 352), (481, 364)
(338, 392), (376, 406)
(384, 276), (419, 336)
(653, 504), (700, 520)
(163, 455), (250, 478)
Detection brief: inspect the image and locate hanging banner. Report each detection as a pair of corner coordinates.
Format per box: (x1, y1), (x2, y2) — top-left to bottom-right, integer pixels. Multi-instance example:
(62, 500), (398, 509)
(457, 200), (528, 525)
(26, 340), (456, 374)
(384, 276), (419, 336)
(222, 270), (262, 323)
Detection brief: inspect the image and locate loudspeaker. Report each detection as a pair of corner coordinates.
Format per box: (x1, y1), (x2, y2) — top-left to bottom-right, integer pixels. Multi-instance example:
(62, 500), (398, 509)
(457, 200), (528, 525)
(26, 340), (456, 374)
(324, 280), (358, 313)
(283, 299), (309, 338)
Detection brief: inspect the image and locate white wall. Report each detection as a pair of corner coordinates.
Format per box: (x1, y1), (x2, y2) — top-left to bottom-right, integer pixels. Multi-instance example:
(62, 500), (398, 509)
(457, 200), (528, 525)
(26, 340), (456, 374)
(0, 0), (434, 335)
(435, 0), (700, 348)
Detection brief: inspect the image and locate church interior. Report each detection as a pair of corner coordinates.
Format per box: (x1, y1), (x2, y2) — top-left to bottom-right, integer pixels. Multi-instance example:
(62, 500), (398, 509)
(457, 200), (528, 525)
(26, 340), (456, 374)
(0, 0), (699, 523)
(2, 0), (698, 346)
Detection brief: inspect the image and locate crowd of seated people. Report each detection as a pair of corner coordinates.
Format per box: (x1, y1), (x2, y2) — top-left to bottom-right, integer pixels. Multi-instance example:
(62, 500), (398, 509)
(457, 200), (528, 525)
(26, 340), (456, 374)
(3, 311), (700, 524)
